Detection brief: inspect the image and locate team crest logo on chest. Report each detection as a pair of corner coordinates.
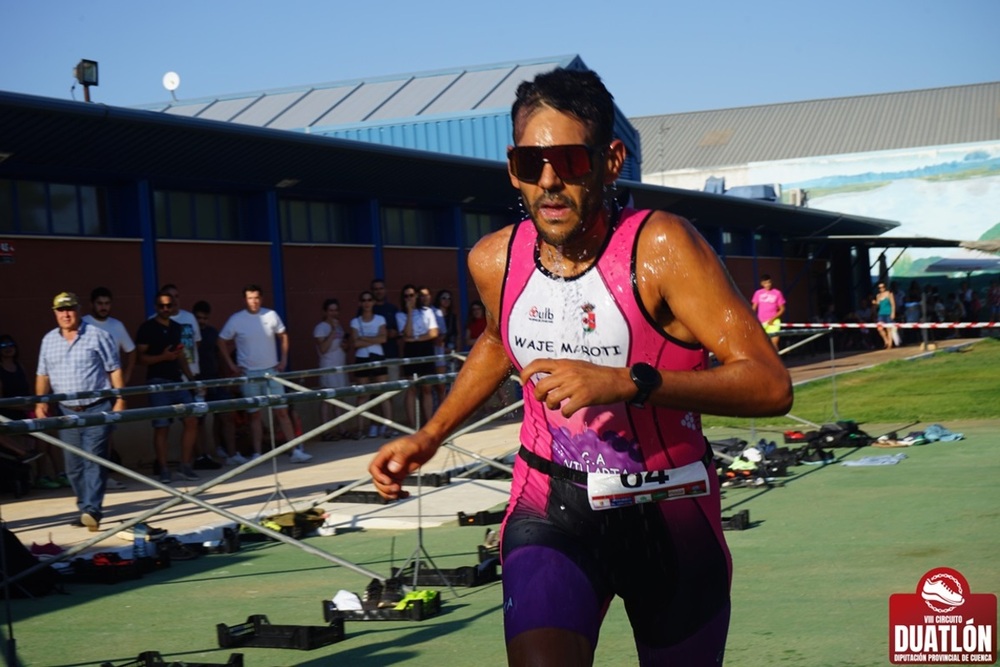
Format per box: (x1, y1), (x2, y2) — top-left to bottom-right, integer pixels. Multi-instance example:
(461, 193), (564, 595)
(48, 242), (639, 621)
(581, 303), (596, 334)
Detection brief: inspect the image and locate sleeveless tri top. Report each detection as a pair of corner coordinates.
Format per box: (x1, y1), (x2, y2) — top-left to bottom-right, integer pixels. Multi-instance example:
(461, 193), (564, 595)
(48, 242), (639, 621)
(500, 208), (709, 474)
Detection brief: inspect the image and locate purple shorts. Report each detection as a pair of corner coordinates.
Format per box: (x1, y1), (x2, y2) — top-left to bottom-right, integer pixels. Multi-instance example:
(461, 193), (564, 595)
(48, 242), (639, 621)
(500, 468), (731, 664)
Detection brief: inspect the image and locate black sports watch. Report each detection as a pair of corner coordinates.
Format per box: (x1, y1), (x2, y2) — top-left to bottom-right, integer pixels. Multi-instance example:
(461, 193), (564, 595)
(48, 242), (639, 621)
(628, 362), (662, 408)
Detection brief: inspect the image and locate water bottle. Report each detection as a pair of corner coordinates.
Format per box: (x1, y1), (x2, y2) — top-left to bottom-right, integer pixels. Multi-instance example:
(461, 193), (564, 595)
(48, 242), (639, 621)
(133, 523), (147, 559)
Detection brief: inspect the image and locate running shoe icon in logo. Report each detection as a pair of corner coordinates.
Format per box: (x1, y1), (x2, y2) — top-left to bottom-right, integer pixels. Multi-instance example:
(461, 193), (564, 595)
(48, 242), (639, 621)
(921, 571), (965, 612)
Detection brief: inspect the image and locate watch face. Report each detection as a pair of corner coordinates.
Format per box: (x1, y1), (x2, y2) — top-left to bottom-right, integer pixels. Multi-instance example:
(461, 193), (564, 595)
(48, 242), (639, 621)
(632, 362), (660, 389)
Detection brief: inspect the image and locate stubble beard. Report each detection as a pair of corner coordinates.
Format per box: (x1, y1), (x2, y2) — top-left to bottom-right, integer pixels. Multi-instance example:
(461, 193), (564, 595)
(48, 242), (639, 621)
(528, 188), (605, 251)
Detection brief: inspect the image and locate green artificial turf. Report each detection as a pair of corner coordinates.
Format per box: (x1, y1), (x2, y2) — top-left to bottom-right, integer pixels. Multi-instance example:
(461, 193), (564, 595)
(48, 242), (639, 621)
(704, 338), (1000, 428)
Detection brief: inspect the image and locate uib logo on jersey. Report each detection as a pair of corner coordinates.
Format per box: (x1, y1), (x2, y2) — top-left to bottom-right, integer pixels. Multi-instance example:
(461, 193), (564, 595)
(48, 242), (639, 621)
(889, 567), (996, 664)
(527, 306), (554, 324)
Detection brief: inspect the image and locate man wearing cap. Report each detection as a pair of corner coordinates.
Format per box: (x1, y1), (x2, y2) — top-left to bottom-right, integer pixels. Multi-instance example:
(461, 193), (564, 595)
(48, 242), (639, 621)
(35, 292), (125, 531)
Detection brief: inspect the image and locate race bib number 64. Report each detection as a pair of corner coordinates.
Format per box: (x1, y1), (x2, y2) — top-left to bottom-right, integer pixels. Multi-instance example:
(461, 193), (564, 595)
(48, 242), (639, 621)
(587, 460), (710, 510)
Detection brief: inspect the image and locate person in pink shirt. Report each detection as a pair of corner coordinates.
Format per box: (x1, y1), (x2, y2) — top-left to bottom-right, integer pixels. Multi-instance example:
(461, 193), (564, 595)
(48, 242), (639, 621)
(752, 274), (786, 351)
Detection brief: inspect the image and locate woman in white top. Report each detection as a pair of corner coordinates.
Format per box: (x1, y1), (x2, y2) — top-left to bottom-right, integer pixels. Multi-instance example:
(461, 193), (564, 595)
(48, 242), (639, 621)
(350, 290), (390, 439)
(432, 289), (457, 408)
(313, 298), (350, 441)
(396, 285), (438, 428)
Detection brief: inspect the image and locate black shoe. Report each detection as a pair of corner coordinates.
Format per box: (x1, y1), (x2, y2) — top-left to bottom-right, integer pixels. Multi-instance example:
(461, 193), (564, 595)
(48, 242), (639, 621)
(192, 455), (222, 470)
(69, 519), (85, 528)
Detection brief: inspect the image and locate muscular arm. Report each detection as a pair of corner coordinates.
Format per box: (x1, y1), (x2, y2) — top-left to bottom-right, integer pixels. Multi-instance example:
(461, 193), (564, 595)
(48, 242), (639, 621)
(524, 212), (791, 418)
(370, 228), (514, 498)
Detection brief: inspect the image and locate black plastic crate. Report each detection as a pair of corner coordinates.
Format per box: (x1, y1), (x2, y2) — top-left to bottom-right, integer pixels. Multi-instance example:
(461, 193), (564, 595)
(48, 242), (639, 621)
(721, 509), (751, 531)
(323, 589), (441, 622)
(393, 562), (498, 588)
(402, 471), (451, 487)
(325, 486), (396, 505)
(457, 508), (506, 526)
(216, 614), (345, 650)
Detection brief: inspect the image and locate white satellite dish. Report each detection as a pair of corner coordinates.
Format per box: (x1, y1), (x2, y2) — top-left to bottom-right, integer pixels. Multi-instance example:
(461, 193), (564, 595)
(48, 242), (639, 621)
(162, 71), (180, 91)
(162, 71), (180, 100)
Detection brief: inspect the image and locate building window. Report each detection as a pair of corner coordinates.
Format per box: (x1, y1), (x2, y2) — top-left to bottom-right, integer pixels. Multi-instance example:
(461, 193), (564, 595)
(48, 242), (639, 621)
(463, 211), (512, 247)
(153, 189), (249, 240)
(722, 230), (751, 256)
(279, 199), (359, 244)
(754, 232), (785, 257)
(0, 178), (114, 236)
(381, 206), (445, 246)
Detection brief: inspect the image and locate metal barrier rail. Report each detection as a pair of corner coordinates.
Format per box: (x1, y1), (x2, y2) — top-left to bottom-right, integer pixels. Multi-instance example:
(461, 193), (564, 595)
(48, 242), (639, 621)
(0, 374), (455, 435)
(0, 353), (457, 409)
(781, 321), (998, 330)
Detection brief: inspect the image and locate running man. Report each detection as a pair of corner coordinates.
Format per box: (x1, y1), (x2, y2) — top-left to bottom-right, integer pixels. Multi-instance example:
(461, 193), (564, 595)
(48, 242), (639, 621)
(369, 68), (791, 666)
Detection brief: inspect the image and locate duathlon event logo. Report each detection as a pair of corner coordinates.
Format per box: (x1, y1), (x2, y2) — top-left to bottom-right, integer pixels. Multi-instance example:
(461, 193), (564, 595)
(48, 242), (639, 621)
(890, 567), (996, 664)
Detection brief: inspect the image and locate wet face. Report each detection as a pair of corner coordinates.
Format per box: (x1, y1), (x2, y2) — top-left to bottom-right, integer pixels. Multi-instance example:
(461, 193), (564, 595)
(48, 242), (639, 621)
(508, 105), (619, 251)
(92, 296), (112, 319)
(245, 290), (262, 314)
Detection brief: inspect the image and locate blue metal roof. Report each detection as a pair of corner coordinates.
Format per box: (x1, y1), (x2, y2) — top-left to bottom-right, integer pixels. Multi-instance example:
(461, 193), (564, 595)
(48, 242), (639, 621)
(134, 55), (642, 178)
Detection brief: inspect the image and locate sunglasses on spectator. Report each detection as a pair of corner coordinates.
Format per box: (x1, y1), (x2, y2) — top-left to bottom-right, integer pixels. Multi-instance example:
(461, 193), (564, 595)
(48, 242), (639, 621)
(507, 144), (602, 183)
(157, 302), (174, 309)
(404, 292), (416, 298)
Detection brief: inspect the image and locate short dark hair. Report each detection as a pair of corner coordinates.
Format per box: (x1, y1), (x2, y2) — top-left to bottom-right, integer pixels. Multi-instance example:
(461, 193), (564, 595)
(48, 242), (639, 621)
(156, 288), (175, 300)
(322, 298), (339, 310)
(90, 286), (112, 302)
(511, 68), (615, 147)
(193, 300), (211, 315)
(761, 274), (772, 281)
(243, 284), (262, 295)
(160, 283), (178, 292)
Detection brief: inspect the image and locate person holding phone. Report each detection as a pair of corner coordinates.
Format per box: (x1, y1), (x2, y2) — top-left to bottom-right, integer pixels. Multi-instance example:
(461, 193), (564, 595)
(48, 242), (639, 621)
(136, 289), (200, 484)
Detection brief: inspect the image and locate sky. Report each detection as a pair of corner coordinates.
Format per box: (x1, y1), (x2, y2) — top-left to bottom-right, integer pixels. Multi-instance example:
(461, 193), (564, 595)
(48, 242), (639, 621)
(2, 0), (998, 118)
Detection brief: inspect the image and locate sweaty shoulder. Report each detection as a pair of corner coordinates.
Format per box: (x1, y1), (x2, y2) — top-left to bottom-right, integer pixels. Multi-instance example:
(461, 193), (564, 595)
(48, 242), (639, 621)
(468, 225), (514, 287)
(468, 224), (515, 320)
(635, 210), (733, 344)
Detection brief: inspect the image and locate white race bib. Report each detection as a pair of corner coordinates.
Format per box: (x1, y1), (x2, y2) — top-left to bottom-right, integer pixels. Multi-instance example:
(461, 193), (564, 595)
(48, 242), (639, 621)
(587, 460), (711, 510)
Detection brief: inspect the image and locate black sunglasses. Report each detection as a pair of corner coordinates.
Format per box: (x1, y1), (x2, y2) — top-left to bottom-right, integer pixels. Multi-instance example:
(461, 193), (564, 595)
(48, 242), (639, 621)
(157, 302), (174, 309)
(508, 144), (601, 183)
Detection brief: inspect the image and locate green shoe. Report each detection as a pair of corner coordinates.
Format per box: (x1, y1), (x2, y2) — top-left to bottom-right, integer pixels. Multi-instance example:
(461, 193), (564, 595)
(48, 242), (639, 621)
(56, 473), (72, 488)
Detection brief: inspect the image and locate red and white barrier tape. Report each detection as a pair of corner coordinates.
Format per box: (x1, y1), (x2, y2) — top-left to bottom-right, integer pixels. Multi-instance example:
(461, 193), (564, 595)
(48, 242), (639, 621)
(782, 322), (998, 330)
